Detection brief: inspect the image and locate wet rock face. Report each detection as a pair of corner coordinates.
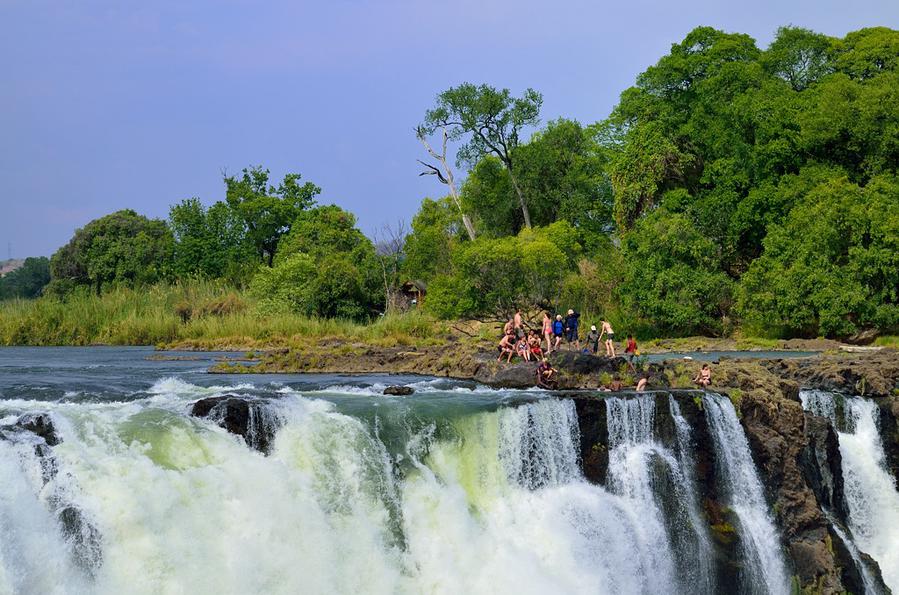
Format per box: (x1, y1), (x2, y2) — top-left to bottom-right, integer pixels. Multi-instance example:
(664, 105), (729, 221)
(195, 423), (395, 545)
(571, 397), (609, 484)
(876, 396), (899, 483)
(799, 413), (848, 520)
(0, 413), (103, 576)
(190, 395), (281, 454)
(738, 390), (847, 593)
(383, 385), (414, 396)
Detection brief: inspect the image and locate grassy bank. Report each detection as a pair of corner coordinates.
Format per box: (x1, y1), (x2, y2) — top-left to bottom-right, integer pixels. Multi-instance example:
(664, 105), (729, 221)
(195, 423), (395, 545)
(0, 281), (450, 349)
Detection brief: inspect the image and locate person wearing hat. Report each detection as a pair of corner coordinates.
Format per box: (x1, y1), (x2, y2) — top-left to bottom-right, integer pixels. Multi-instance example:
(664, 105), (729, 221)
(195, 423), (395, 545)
(586, 324), (600, 354)
(564, 309), (580, 351)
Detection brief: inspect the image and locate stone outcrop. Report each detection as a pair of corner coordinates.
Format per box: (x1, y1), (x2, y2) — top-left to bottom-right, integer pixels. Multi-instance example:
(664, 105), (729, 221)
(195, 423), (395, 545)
(190, 395), (281, 454)
(383, 385), (415, 396)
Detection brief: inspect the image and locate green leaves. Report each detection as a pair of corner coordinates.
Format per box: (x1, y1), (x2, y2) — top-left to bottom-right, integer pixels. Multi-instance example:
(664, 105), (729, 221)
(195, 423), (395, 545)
(224, 166), (320, 266)
(49, 210), (173, 295)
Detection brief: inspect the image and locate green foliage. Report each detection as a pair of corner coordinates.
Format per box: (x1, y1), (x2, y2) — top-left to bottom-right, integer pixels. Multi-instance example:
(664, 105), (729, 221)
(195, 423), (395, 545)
(224, 166), (320, 266)
(402, 197), (464, 282)
(620, 211), (734, 335)
(249, 205), (382, 320)
(49, 209), (173, 294)
(169, 198), (254, 282)
(0, 257), (50, 299)
(423, 222), (582, 319)
(737, 175), (899, 337)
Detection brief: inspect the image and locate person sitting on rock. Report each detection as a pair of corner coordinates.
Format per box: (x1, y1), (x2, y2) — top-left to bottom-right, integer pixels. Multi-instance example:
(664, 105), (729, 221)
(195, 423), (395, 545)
(586, 325), (600, 354)
(516, 334), (531, 362)
(608, 375), (624, 391)
(498, 331), (516, 363)
(536, 357), (557, 389)
(528, 331), (543, 358)
(693, 364), (712, 388)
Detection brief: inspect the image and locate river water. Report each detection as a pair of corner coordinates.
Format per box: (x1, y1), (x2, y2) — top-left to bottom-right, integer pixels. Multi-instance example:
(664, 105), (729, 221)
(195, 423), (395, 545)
(0, 347), (794, 595)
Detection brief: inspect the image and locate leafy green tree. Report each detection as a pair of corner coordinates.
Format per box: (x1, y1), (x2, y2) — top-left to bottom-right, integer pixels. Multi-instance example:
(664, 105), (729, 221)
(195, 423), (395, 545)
(737, 175), (899, 337)
(421, 83), (542, 228)
(249, 205), (381, 320)
(0, 257), (50, 299)
(169, 198), (253, 282)
(224, 166), (320, 266)
(761, 26), (835, 91)
(461, 119), (613, 243)
(402, 197), (463, 282)
(49, 210), (174, 294)
(620, 211), (734, 335)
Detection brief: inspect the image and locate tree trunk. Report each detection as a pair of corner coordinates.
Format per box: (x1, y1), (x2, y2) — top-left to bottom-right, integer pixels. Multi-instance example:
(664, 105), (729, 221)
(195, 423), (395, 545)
(507, 169), (532, 229)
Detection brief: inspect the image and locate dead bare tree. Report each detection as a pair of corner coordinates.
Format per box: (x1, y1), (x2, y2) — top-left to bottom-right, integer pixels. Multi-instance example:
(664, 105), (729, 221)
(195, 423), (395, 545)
(415, 126), (477, 241)
(373, 220), (408, 314)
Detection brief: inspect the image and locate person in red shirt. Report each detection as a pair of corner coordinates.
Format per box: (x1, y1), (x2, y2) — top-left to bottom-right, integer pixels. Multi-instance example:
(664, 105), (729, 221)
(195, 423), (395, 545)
(624, 334), (638, 373)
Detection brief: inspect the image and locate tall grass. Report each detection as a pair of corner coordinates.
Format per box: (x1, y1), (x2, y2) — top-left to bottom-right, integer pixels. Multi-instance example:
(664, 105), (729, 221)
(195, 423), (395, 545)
(0, 281), (446, 348)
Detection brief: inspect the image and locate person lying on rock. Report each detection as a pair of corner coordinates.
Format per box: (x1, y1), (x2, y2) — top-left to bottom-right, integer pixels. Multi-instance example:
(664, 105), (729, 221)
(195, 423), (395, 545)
(498, 331), (516, 363)
(693, 364), (712, 388)
(536, 357), (557, 389)
(636, 376), (648, 392)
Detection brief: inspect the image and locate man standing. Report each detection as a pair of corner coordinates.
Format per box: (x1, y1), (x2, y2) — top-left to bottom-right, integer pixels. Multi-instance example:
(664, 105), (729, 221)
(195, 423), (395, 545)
(513, 307), (523, 338)
(564, 309), (580, 351)
(598, 320), (616, 357)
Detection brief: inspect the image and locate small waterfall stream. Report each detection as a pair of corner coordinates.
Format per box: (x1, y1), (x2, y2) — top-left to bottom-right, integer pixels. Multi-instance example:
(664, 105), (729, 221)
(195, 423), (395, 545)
(801, 390), (899, 592)
(702, 393), (790, 595)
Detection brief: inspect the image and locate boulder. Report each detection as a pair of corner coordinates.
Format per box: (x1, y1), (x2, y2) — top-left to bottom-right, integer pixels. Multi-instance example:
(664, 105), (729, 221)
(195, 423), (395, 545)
(844, 328), (879, 346)
(383, 386), (414, 396)
(191, 395), (280, 454)
(12, 412), (61, 446)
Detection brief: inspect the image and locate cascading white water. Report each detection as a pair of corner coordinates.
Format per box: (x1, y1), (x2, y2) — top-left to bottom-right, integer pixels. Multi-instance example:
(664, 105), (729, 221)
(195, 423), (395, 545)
(702, 393), (790, 595)
(602, 395), (715, 595)
(669, 397), (716, 594)
(800, 390), (899, 592)
(0, 377), (798, 595)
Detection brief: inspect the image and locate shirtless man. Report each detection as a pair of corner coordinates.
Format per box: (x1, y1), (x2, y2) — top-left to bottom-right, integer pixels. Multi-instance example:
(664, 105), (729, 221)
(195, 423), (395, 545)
(598, 320), (616, 357)
(513, 308), (523, 338)
(693, 364), (712, 388)
(498, 332), (516, 362)
(536, 357), (557, 389)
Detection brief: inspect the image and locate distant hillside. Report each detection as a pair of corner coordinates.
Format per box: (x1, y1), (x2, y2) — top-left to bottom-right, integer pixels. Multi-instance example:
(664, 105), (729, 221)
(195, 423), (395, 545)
(0, 259), (24, 277)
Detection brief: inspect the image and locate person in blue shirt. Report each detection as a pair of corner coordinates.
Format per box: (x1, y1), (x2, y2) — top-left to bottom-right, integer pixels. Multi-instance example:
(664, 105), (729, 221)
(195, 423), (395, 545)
(552, 315), (564, 351)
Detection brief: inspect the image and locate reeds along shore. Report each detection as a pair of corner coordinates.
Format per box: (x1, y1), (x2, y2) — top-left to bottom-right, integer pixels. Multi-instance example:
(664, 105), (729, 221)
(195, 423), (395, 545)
(0, 281), (445, 348)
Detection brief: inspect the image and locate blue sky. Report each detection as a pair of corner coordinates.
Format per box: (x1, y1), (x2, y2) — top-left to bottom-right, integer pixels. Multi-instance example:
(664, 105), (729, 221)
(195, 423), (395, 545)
(2, 0), (898, 257)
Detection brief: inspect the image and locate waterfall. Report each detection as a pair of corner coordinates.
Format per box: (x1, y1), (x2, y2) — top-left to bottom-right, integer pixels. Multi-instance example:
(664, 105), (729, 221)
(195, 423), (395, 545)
(702, 393), (790, 595)
(800, 390), (899, 592)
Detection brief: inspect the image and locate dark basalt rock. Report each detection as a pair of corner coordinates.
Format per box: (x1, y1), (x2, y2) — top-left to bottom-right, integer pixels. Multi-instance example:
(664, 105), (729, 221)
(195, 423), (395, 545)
(191, 395), (280, 454)
(11, 412), (61, 446)
(799, 413), (848, 520)
(383, 385), (414, 396)
(876, 396), (899, 484)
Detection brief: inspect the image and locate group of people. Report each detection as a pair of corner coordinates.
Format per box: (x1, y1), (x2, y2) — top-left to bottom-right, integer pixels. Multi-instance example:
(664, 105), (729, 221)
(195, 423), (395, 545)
(498, 309), (639, 366)
(495, 308), (714, 391)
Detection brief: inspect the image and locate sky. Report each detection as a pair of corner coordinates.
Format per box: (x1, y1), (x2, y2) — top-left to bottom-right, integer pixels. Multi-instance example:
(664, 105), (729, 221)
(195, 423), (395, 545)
(2, 0), (898, 258)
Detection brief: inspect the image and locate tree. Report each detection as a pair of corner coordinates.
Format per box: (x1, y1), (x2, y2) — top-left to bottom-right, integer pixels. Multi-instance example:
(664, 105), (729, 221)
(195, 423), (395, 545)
(169, 198), (253, 281)
(224, 166), (320, 266)
(401, 197), (463, 282)
(421, 83), (542, 228)
(416, 126), (476, 240)
(761, 26), (835, 91)
(737, 175), (899, 337)
(250, 204), (382, 320)
(49, 210), (173, 294)
(0, 257), (50, 299)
